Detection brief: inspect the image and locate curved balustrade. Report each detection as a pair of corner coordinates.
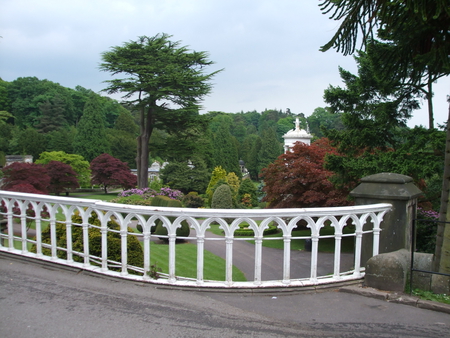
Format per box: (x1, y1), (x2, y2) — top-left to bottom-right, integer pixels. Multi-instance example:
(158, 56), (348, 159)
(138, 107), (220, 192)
(0, 191), (391, 288)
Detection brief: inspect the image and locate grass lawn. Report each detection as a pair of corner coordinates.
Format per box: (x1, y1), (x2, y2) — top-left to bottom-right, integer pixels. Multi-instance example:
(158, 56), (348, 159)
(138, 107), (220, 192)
(147, 241), (246, 281)
(67, 192), (119, 202)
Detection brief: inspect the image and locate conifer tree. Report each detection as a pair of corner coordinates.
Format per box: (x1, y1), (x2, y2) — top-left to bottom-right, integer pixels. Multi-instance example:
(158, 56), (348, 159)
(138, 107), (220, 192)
(257, 128), (282, 176)
(213, 122), (241, 177)
(73, 94), (110, 162)
(206, 166), (227, 204)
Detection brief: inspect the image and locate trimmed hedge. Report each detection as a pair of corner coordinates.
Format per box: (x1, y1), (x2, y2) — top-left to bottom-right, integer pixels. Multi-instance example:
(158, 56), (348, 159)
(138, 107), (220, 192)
(233, 223), (279, 236)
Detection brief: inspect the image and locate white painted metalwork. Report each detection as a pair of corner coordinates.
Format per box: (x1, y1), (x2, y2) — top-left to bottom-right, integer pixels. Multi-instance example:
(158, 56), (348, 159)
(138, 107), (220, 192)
(0, 191), (391, 289)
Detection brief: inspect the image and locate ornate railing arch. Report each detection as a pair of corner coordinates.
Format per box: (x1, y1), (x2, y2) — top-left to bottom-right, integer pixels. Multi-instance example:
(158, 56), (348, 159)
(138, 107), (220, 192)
(0, 191), (391, 289)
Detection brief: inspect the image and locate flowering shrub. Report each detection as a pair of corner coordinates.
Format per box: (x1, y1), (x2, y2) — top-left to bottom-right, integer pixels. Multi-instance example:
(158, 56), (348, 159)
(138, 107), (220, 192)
(118, 187), (183, 201)
(415, 208), (439, 254)
(119, 188), (157, 199)
(158, 187), (183, 200)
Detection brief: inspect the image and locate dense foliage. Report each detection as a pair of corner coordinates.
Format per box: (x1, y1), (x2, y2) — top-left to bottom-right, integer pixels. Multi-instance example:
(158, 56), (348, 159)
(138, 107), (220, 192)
(36, 151), (91, 187)
(45, 160), (79, 195)
(32, 211), (144, 274)
(1, 162), (50, 194)
(211, 184), (234, 210)
(90, 153), (137, 193)
(261, 139), (350, 208)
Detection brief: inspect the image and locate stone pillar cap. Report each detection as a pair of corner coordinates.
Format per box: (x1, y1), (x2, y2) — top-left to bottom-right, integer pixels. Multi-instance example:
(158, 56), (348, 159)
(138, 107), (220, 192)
(350, 172), (422, 200)
(360, 173), (414, 184)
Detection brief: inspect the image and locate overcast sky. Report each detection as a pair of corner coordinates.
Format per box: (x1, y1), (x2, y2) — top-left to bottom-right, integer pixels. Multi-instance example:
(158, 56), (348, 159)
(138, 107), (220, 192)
(1, 0), (448, 127)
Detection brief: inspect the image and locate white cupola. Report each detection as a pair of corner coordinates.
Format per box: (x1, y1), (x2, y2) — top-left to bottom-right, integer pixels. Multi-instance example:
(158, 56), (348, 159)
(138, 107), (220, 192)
(282, 117), (313, 153)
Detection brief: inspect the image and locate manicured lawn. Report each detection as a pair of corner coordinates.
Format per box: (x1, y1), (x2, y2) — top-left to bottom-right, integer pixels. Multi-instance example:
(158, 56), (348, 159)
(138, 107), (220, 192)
(67, 192), (119, 202)
(147, 241), (246, 281)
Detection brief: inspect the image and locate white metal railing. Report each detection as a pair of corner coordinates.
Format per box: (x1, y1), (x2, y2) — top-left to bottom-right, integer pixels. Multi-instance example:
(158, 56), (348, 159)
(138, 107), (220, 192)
(0, 190), (391, 288)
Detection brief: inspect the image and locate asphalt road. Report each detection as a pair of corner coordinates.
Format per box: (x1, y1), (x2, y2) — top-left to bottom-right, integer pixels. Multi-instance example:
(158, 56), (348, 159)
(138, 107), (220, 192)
(1, 253), (449, 338)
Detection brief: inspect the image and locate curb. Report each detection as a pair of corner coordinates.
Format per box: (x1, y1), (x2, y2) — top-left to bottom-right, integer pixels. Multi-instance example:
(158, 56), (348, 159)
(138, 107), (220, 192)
(340, 285), (450, 314)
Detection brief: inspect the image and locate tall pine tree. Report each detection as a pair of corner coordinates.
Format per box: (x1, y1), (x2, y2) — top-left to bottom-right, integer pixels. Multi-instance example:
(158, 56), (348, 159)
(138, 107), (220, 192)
(212, 122), (241, 177)
(73, 94), (110, 162)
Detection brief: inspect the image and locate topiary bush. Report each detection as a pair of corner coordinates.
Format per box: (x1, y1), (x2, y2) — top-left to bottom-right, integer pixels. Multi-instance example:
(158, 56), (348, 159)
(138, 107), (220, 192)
(31, 211), (144, 274)
(211, 184), (233, 209)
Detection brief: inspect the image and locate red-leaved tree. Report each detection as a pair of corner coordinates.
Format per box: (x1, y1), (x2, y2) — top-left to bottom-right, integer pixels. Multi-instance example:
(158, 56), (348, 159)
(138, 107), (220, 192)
(90, 153), (137, 193)
(1, 164), (50, 226)
(45, 160), (80, 195)
(260, 139), (351, 208)
(1, 162), (50, 194)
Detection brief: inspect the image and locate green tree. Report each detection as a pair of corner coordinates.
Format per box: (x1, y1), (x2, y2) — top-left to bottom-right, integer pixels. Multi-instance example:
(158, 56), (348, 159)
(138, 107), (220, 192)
(237, 178), (258, 208)
(73, 93), (110, 162)
(206, 166), (227, 204)
(9, 127), (47, 160)
(100, 33), (221, 188)
(36, 151), (91, 188)
(306, 107), (344, 139)
(7, 77), (75, 127)
(247, 136), (262, 180)
(45, 127), (76, 153)
(320, 0), (450, 291)
(35, 94), (68, 133)
(212, 119), (241, 177)
(257, 127), (282, 175)
(160, 158), (210, 194)
(225, 171), (240, 206)
(211, 184), (233, 210)
(323, 50), (420, 153)
(114, 108), (138, 135)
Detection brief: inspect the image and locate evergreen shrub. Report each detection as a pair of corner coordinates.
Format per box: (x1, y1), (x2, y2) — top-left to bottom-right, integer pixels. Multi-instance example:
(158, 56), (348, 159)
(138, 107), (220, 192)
(31, 211), (144, 274)
(182, 192), (205, 208)
(211, 184), (233, 209)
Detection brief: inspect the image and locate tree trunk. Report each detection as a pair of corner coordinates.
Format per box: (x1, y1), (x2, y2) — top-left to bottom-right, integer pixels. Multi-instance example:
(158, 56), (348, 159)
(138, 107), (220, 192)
(136, 105), (154, 189)
(427, 78), (434, 129)
(432, 100), (450, 293)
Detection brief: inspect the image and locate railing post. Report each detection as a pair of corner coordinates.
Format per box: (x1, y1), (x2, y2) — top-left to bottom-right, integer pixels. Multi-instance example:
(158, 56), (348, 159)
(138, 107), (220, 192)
(282, 235), (291, 284)
(120, 228), (128, 276)
(225, 236), (234, 286)
(350, 173), (421, 265)
(353, 229), (363, 278)
(310, 235), (319, 283)
(254, 236), (263, 285)
(143, 231), (150, 280)
(6, 204), (14, 251)
(82, 221), (90, 267)
(168, 233), (176, 283)
(333, 232), (342, 279)
(196, 235), (204, 285)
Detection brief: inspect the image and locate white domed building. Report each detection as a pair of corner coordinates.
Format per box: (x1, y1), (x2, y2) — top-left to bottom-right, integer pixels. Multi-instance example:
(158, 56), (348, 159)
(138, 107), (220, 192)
(282, 118), (313, 153)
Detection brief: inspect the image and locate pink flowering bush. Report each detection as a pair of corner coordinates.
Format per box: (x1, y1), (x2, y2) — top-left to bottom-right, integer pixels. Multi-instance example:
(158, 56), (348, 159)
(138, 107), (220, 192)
(115, 187), (183, 205)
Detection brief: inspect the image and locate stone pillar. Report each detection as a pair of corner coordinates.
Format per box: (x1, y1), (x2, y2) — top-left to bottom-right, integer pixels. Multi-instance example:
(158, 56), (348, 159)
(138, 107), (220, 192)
(350, 173), (422, 265)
